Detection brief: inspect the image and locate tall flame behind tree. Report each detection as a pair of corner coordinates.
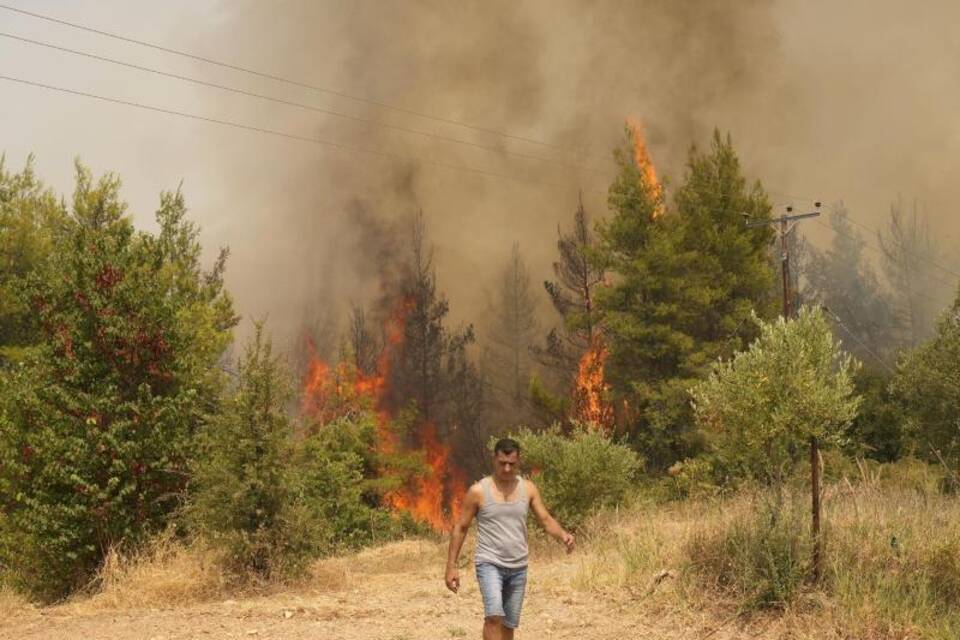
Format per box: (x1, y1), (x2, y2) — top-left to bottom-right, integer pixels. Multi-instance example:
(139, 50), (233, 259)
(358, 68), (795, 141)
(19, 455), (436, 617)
(533, 195), (607, 426)
(626, 116), (665, 220)
(570, 117), (663, 432)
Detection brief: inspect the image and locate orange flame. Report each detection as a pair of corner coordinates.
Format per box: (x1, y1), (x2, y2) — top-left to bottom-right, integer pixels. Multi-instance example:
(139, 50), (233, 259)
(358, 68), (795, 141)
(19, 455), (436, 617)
(300, 297), (462, 530)
(573, 335), (613, 433)
(625, 116), (664, 220)
(386, 423), (466, 530)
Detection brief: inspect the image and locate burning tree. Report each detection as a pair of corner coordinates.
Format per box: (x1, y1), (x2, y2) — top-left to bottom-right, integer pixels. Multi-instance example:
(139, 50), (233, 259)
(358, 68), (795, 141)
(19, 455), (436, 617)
(625, 117), (664, 220)
(573, 119), (664, 433)
(572, 335), (613, 433)
(382, 212), (476, 522)
(596, 125), (776, 470)
(299, 212), (476, 530)
(535, 120), (663, 433)
(532, 195), (606, 425)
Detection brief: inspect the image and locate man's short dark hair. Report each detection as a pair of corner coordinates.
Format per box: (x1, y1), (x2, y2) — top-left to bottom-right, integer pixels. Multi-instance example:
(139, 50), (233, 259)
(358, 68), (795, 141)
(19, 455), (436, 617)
(493, 438), (521, 456)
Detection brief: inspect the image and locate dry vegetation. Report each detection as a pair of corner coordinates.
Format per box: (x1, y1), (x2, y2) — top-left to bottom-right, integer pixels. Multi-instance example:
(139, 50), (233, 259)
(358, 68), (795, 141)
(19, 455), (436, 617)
(3, 460), (959, 639)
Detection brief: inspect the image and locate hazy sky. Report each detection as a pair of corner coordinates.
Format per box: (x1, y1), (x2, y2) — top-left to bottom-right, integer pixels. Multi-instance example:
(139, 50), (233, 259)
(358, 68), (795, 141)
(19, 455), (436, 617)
(2, 0), (958, 352)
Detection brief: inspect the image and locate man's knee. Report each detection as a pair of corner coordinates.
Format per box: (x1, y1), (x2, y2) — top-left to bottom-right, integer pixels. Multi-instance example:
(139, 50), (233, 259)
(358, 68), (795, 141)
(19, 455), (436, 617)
(483, 616), (505, 639)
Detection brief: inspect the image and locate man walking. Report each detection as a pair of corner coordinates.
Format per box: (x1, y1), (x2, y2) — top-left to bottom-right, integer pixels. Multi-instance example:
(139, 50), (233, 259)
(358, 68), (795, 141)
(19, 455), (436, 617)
(445, 438), (575, 639)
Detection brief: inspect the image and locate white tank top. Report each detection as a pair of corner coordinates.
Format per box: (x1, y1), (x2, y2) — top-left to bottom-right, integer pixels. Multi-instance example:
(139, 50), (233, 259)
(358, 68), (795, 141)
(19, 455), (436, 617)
(474, 476), (529, 569)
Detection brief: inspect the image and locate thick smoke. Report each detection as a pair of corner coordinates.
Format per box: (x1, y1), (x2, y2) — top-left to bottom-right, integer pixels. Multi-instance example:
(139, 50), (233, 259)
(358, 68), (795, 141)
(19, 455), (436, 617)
(188, 0), (959, 350)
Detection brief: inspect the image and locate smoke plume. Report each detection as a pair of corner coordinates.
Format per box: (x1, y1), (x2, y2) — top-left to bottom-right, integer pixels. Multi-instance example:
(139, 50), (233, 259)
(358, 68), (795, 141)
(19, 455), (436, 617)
(181, 0), (960, 347)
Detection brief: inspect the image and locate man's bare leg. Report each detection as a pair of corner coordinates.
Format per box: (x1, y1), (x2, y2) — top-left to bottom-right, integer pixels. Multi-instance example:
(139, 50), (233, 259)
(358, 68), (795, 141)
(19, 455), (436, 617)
(483, 617), (504, 640)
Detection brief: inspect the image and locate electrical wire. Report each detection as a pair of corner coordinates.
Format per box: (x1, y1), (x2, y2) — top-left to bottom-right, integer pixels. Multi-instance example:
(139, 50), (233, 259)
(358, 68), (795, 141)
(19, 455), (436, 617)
(0, 73), (608, 197)
(0, 31), (613, 178)
(819, 305), (897, 375)
(0, 2), (610, 164)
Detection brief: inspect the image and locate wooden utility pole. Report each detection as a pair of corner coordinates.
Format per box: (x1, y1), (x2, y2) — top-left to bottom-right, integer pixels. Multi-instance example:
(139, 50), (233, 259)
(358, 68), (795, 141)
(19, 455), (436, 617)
(746, 203), (823, 581)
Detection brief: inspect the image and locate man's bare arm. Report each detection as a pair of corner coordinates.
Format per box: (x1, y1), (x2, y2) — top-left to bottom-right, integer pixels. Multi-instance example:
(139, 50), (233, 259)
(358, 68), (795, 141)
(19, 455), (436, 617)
(527, 480), (575, 553)
(445, 484), (481, 593)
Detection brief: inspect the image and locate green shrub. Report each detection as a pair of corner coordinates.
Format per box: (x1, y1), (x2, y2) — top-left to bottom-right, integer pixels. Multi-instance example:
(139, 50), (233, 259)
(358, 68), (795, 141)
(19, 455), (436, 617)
(892, 289), (960, 466)
(188, 325), (319, 582)
(507, 425), (643, 530)
(846, 368), (905, 462)
(661, 456), (728, 500)
(294, 415), (420, 551)
(684, 493), (810, 610)
(0, 169), (235, 601)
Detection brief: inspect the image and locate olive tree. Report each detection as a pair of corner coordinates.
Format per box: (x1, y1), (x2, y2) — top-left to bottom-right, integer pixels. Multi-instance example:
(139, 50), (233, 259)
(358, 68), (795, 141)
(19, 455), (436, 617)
(692, 306), (860, 579)
(692, 306), (860, 482)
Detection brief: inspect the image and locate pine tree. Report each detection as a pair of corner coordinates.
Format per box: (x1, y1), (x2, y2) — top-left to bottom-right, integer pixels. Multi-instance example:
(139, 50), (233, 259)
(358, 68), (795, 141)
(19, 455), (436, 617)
(531, 197), (606, 420)
(671, 130), (778, 360)
(384, 212), (482, 476)
(879, 199), (946, 347)
(804, 204), (899, 367)
(596, 129), (776, 470)
(482, 242), (540, 428)
(387, 212), (474, 424)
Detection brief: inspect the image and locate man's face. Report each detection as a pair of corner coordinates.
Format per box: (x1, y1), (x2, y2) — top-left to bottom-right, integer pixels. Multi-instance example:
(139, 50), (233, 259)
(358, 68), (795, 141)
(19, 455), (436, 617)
(493, 451), (520, 481)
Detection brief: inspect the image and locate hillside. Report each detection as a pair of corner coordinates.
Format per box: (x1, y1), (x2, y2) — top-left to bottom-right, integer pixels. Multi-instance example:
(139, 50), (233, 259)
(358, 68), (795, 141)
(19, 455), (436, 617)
(11, 470), (951, 640)
(1, 537), (805, 640)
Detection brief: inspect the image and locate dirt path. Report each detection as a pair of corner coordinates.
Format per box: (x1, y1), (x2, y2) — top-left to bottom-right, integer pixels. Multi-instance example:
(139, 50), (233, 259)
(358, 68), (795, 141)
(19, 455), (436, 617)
(0, 541), (777, 640)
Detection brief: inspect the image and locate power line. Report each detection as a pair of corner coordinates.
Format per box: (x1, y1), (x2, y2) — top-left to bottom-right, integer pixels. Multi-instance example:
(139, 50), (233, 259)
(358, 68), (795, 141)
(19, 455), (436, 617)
(0, 2), (609, 164)
(0, 31), (612, 179)
(819, 305), (896, 375)
(0, 73), (606, 197)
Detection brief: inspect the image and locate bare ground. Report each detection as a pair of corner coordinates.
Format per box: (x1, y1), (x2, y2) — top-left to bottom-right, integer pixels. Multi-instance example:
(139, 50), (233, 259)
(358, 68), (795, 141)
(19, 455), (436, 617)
(0, 539), (829, 640)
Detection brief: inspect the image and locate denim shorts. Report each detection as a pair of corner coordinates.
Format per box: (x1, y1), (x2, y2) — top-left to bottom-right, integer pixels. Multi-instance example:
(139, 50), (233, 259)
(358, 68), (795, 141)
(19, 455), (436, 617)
(475, 562), (528, 629)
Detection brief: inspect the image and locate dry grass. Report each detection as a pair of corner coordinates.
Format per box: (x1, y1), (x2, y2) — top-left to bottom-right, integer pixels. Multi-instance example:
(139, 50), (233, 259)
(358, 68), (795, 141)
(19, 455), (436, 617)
(61, 536), (446, 613)
(565, 459), (960, 639)
(69, 533), (229, 612)
(346, 538), (443, 575)
(824, 472), (960, 638)
(297, 538), (443, 594)
(568, 498), (718, 596)
(0, 583), (35, 619)
(10, 458), (960, 639)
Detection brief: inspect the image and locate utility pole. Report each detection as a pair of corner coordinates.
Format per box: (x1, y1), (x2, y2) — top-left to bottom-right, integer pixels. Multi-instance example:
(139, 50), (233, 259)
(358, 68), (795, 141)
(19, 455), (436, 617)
(746, 202), (823, 581)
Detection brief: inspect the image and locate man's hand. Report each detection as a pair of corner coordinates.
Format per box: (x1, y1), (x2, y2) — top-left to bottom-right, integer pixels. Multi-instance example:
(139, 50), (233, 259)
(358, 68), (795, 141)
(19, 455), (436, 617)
(445, 566), (460, 593)
(561, 531), (575, 554)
